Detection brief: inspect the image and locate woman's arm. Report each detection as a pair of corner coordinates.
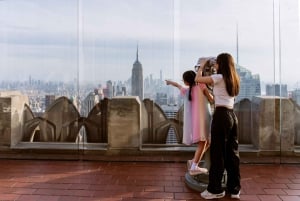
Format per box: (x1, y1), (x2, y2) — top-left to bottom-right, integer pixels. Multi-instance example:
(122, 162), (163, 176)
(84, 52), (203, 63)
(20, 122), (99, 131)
(195, 68), (214, 84)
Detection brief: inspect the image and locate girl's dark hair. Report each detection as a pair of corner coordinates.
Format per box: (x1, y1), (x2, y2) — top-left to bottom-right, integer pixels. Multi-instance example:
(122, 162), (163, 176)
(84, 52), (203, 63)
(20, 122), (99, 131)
(216, 53), (240, 96)
(182, 70), (196, 101)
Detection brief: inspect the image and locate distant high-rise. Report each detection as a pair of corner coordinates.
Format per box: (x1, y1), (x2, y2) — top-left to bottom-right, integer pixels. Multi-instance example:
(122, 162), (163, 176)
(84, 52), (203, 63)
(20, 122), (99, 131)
(266, 84), (288, 97)
(131, 46), (143, 100)
(45, 95), (55, 109)
(81, 92), (98, 117)
(236, 64), (261, 102)
(155, 92), (168, 106)
(103, 80), (113, 98)
(291, 89), (300, 105)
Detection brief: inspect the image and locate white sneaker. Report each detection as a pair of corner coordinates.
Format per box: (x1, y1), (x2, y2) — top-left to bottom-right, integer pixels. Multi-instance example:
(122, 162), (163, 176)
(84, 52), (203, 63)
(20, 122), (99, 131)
(231, 191), (240, 199)
(200, 189), (225, 199)
(189, 166), (208, 176)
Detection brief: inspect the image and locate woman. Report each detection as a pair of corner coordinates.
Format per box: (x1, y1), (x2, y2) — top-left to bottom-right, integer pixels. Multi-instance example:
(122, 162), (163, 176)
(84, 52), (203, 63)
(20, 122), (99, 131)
(195, 53), (241, 199)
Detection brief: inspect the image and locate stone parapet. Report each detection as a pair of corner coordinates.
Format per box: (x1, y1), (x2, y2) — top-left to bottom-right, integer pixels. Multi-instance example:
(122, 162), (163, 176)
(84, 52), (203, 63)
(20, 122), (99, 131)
(252, 96), (295, 152)
(108, 96), (141, 150)
(0, 91), (28, 147)
(0, 92), (300, 162)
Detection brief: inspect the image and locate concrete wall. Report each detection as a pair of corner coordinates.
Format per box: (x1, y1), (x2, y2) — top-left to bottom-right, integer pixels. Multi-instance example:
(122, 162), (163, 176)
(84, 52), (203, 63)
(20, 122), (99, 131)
(251, 96), (295, 152)
(235, 99), (252, 144)
(108, 96), (141, 151)
(0, 91), (28, 147)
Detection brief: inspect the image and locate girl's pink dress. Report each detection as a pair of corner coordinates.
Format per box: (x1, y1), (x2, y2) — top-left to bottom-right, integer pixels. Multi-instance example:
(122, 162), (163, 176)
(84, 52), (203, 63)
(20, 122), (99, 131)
(180, 84), (211, 145)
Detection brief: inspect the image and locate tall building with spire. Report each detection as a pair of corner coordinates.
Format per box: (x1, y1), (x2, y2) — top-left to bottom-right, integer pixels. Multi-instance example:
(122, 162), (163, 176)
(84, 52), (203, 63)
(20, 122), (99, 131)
(131, 46), (143, 100)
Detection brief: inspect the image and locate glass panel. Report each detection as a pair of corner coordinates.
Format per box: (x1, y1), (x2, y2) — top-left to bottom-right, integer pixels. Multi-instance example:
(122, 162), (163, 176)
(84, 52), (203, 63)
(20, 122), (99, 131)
(0, 0), (81, 151)
(79, 0), (176, 147)
(0, 0), (299, 163)
(277, 0), (300, 163)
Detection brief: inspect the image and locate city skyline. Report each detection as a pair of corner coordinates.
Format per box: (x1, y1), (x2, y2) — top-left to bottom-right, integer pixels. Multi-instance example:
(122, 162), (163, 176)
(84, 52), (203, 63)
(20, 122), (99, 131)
(0, 0), (299, 90)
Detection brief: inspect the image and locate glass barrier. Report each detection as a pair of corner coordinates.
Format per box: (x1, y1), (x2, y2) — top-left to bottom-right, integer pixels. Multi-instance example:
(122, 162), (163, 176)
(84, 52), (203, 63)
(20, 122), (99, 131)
(0, 0), (299, 163)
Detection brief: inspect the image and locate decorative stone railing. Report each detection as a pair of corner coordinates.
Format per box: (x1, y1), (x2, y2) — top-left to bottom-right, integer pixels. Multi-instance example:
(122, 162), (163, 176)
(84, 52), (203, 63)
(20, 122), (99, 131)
(0, 91), (299, 158)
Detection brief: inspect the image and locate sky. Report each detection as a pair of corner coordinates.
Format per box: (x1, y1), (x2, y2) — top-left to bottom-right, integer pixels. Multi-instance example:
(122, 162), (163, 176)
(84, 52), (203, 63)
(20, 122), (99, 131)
(0, 0), (299, 90)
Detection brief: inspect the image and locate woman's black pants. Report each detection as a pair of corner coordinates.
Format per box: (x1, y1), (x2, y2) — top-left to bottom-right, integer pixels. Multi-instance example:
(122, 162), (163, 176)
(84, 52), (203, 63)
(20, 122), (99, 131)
(207, 107), (241, 195)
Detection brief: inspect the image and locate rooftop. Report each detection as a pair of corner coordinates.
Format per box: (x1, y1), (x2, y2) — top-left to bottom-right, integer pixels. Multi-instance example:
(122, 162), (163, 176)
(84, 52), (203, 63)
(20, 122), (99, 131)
(0, 157), (299, 201)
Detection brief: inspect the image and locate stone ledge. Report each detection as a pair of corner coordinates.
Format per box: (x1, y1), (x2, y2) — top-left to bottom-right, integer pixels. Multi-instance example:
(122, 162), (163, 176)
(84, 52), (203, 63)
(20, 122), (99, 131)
(11, 142), (108, 150)
(0, 143), (298, 163)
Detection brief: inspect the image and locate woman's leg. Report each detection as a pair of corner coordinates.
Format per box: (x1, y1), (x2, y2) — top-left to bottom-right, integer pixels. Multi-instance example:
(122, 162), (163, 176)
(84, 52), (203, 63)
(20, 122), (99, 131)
(225, 111), (241, 195)
(207, 108), (226, 194)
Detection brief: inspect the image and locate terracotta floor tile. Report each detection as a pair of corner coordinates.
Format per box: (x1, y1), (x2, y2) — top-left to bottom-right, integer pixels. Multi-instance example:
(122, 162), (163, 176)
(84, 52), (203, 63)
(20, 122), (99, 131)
(0, 193), (20, 200)
(257, 194), (283, 201)
(279, 195), (300, 201)
(264, 188), (287, 195)
(284, 189), (300, 196)
(0, 160), (300, 200)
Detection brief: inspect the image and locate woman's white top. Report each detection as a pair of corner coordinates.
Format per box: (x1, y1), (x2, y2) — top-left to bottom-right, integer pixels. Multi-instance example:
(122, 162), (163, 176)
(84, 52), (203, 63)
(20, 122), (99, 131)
(211, 74), (235, 108)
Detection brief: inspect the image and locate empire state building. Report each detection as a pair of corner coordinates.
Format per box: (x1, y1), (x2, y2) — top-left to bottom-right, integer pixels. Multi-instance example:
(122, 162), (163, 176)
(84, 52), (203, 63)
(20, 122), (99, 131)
(131, 47), (143, 101)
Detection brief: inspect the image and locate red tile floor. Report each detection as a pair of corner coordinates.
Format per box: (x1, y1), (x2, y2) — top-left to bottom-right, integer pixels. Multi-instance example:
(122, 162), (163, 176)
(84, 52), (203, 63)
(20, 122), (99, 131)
(0, 159), (300, 201)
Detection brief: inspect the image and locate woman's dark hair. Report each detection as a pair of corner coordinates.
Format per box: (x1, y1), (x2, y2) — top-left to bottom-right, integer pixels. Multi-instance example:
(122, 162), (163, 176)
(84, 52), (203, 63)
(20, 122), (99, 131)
(216, 53), (240, 96)
(182, 70), (196, 101)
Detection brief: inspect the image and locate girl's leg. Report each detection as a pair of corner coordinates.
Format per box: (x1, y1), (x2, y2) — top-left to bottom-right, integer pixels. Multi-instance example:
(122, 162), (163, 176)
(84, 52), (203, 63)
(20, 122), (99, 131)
(193, 141), (209, 164)
(189, 141), (209, 175)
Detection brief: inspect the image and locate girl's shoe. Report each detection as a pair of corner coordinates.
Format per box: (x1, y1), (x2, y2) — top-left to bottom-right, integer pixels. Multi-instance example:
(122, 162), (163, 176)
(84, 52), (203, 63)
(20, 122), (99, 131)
(189, 166), (208, 175)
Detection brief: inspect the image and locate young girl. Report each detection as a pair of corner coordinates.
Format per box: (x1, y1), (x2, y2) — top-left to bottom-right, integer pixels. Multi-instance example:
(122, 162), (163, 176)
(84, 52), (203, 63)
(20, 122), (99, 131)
(166, 70), (213, 175)
(195, 53), (241, 199)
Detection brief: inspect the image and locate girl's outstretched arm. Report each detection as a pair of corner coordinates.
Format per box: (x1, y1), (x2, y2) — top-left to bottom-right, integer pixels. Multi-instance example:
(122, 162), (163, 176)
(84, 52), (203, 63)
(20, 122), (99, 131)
(165, 80), (182, 89)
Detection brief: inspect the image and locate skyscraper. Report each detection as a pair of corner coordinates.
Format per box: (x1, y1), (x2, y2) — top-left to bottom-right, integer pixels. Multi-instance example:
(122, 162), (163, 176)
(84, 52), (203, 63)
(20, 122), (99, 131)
(236, 64), (261, 102)
(45, 95), (55, 109)
(266, 84), (288, 97)
(131, 46), (143, 100)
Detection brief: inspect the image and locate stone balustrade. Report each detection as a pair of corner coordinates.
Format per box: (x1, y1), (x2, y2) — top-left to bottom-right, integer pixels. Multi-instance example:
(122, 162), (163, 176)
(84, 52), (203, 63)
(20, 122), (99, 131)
(0, 92), (300, 159)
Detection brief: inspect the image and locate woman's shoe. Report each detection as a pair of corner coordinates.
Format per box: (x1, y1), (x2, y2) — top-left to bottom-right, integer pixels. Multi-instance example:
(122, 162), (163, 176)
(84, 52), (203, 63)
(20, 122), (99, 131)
(231, 190), (240, 199)
(200, 189), (225, 199)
